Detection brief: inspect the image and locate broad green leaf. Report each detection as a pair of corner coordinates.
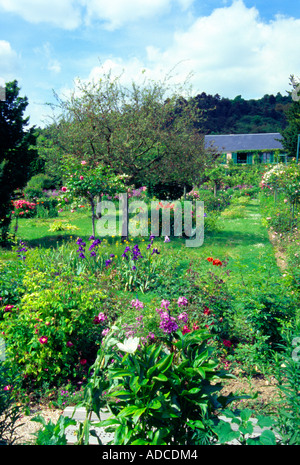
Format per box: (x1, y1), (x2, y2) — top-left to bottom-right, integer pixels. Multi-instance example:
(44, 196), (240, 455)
(153, 374), (168, 382)
(258, 429), (277, 445)
(257, 415), (275, 428)
(109, 369), (133, 378)
(148, 399), (162, 410)
(156, 353), (174, 373)
(132, 407), (146, 423)
(240, 408), (253, 422)
(212, 421), (241, 444)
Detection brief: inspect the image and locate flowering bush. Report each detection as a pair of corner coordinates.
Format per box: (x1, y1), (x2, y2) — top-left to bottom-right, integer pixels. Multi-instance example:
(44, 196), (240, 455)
(58, 160), (127, 236)
(11, 199), (36, 218)
(78, 322), (238, 445)
(0, 267), (110, 388)
(117, 236), (161, 293)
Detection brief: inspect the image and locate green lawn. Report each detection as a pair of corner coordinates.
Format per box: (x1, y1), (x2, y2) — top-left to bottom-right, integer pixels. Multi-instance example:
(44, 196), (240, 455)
(1, 199), (280, 289)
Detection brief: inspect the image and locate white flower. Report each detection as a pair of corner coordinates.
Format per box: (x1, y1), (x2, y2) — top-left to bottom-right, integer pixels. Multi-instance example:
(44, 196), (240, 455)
(117, 337), (140, 354)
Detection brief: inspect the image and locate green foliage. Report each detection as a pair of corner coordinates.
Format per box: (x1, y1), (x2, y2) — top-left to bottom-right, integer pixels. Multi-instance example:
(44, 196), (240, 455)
(0, 256), (25, 309)
(0, 364), (23, 445)
(0, 256), (111, 387)
(211, 408), (277, 445)
(48, 220), (79, 232)
(24, 173), (53, 200)
(0, 80), (37, 243)
(273, 327), (300, 445)
(192, 91), (290, 135)
(31, 414), (76, 445)
(98, 329), (238, 445)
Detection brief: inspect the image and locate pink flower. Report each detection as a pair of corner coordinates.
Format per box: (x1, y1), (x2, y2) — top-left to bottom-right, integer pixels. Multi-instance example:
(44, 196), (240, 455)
(102, 328), (109, 336)
(182, 325), (191, 335)
(4, 305), (14, 312)
(93, 312), (107, 324)
(80, 359), (87, 365)
(177, 296), (188, 307)
(178, 312), (188, 323)
(39, 336), (48, 344)
(79, 175), (84, 180)
(66, 341), (73, 347)
(81, 160), (87, 165)
(161, 299), (170, 309)
(61, 187), (67, 192)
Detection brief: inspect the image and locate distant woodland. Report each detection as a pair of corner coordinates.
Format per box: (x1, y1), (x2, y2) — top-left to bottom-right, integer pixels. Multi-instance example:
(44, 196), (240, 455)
(191, 92), (292, 135)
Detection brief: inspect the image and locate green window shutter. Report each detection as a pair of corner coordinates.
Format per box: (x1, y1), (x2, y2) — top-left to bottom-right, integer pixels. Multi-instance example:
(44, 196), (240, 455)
(247, 154), (252, 164)
(270, 153), (274, 163)
(232, 152), (237, 164)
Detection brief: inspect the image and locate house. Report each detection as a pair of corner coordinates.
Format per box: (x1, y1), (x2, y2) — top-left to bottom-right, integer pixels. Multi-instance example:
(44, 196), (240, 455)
(204, 133), (286, 164)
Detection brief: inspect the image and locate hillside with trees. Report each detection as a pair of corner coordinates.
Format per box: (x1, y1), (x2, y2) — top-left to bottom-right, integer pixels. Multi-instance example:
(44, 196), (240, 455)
(191, 92), (291, 135)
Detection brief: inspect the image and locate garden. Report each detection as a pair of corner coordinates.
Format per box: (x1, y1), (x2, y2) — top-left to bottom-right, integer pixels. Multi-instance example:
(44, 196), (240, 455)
(1, 159), (300, 446)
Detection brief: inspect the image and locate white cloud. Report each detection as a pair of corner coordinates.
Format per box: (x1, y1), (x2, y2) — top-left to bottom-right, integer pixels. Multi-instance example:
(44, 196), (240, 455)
(0, 0), (82, 29)
(0, 0), (193, 30)
(90, 0), (300, 98)
(0, 40), (19, 80)
(82, 0), (176, 30)
(34, 42), (62, 75)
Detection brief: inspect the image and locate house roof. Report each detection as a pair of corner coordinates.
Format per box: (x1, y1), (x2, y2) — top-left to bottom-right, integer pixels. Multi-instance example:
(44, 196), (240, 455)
(204, 133), (284, 153)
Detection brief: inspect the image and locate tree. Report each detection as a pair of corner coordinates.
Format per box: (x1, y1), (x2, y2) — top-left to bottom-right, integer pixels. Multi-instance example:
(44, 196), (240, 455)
(58, 158), (127, 237)
(52, 71), (219, 196)
(281, 76), (300, 160)
(0, 81), (37, 242)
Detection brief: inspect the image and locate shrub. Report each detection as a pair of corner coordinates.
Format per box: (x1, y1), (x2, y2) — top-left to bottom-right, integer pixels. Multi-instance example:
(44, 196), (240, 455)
(11, 199), (36, 218)
(0, 267), (111, 389)
(86, 325), (239, 445)
(0, 364), (23, 445)
(24, 174), (54, 200)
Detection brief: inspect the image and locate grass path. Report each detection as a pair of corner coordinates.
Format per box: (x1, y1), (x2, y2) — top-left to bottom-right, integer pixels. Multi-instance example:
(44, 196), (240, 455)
(1, 199), (280, 284)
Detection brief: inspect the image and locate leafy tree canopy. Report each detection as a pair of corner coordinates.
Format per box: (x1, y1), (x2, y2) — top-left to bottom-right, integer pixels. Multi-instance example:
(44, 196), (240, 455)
(0, 80), (37, 241)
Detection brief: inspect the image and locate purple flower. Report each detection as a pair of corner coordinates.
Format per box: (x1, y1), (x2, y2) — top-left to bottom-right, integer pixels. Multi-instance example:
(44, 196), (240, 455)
(178, 312), (188, 323)
(177, 296), (188, 307)
(105, 259), (112, 266)
(151, 248), (160, 255)
(79, 252), (85, 259)
(93, 312), (107, 324)
(159, 313), (178, 334)
(161, 299), (170, 309)
(131, 299), (144, 309)
(90, 250), (96, 257)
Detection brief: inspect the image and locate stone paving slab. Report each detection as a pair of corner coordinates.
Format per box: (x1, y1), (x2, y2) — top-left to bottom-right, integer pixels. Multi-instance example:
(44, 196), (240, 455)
(63, 406), (114, 445)
(63, 407), (280, 445)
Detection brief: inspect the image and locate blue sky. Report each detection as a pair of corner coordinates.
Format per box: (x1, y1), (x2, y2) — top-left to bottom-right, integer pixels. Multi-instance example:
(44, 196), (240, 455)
(0, 0), (299, 128)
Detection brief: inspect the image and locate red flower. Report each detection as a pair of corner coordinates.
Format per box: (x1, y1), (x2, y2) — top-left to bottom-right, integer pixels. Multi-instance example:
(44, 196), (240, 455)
(39, 336), (48, 344)
(223, 340), (232, 348)
(192, 323), (199, 330)
(207, 257), (214, 262)
(213, 259), (222, 266)
(182, 325), (191, 335)
(4, 305), (14, 312)
(80, 359), (87, 365)
(203, 307), (211, 315)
